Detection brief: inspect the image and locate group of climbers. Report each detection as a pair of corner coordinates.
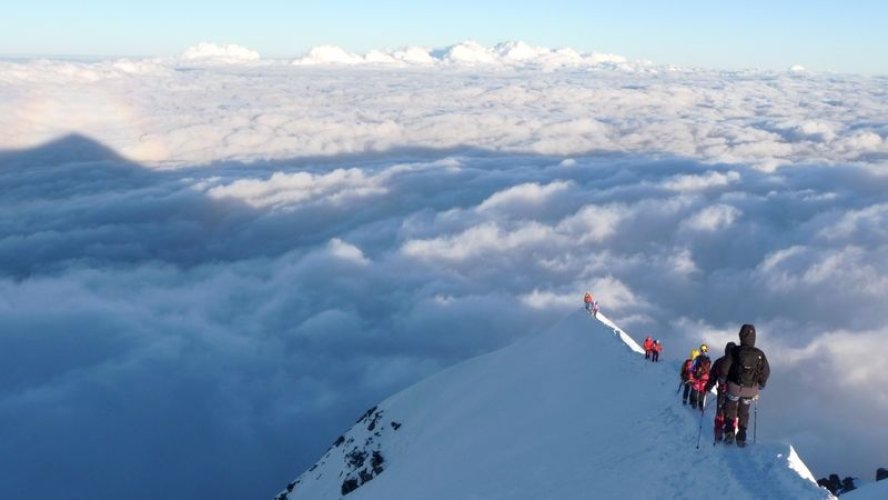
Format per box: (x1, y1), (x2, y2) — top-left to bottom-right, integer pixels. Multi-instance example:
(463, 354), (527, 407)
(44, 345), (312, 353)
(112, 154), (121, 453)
(579, 292), (770, 447)
(679, 324), (770, 447)
(642, 336), (663, 362)
(680, 343), (711, 410)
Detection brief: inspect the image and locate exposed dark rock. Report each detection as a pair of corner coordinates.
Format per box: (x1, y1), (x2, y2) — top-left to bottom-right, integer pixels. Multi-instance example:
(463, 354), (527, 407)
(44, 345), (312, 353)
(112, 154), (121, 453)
(817, 474), (858, 496)
(371, 451), (385, 475)
(877, 467), (888, 481)
(346, 448), (368, 469)
(367, 410), (382, 431)
(282, 409), (400, 498)
(818, 474), (839, 494)
(356, 406), (378, 424)
(359, 468), (373, 483)
(341, 478), (359, 496)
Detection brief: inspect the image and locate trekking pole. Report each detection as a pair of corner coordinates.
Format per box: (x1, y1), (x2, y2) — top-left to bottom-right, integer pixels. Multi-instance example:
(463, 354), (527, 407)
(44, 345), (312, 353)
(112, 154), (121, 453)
(676, 381), (683, 395)
(753, 396), (759, 444)
(695, 398), (707, 449)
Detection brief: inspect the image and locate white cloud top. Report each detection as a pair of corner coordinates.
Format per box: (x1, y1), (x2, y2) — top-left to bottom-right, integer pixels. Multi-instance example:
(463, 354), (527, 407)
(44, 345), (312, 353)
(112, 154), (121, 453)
(682, 204), (742, 231)
(206, 168), (387, 209)
(477, 181), (572, 212)
(180, 42), (261, 63)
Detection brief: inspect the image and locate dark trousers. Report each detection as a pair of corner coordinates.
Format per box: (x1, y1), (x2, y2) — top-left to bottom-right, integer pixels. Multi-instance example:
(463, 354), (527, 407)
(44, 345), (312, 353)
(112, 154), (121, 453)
(690, 389), (706, 409)
(723, 397), (753, 440)
(652, 350), (659, 362)
(645, 350), (651, 359)
(715, 387), (726, 414)
(714, 387), (735, 438)
(682, 382), (691, 403)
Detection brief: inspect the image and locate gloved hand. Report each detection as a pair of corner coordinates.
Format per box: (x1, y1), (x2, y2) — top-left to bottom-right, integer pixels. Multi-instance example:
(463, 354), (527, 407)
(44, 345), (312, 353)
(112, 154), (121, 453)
(758, 383), (765, 390)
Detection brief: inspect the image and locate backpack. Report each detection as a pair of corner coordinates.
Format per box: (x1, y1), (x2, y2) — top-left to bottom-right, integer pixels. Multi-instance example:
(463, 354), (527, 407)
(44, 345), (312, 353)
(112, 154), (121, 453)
(680, 359), (693, 381)
(694, 355), (711, 379)
(729, 346), (763, 387)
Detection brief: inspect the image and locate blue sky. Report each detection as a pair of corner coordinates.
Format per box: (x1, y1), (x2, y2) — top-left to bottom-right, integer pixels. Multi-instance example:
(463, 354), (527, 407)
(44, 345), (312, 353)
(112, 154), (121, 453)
(2, 0), (887, 73)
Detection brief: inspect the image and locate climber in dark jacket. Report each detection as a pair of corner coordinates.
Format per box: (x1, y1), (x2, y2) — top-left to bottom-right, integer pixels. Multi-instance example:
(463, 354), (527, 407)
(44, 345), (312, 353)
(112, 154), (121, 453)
(718, 324), (770, 446)
(705, 341), (736, 442)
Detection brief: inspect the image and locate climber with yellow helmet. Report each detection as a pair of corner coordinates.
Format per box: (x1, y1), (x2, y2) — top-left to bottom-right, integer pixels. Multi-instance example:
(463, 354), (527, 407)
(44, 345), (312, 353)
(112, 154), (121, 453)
(679, 348), (701, 405)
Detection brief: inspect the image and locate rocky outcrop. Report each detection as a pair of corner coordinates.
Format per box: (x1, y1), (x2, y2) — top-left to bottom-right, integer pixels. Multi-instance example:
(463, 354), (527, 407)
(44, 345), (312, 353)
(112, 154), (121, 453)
(275, 406), (402, 499)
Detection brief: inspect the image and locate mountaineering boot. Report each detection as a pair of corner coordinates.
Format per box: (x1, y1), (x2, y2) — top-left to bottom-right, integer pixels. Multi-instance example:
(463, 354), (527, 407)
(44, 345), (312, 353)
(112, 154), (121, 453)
(736, 426), (747, 447)
(724, 429), (735, 444)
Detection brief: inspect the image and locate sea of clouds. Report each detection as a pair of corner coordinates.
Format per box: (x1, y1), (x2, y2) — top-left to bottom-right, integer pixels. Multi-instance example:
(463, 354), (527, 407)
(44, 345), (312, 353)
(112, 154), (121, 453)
(1, 42), (887, 499)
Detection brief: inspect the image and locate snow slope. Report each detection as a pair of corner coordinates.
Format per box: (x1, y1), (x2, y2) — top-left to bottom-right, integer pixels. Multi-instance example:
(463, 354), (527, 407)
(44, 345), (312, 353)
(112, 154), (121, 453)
(842, 480), (888, 499)
(276, 310), (831, 500)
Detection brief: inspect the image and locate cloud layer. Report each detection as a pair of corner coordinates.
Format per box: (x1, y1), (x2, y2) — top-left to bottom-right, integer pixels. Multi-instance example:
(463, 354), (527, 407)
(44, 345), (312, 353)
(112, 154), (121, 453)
(2, 41), (885, 170)
(1, 51), (887, 498)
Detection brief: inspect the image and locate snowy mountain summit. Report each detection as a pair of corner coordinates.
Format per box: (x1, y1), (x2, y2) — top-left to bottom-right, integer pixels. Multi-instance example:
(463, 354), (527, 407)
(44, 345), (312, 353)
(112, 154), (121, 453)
(275, 311), (831, 499)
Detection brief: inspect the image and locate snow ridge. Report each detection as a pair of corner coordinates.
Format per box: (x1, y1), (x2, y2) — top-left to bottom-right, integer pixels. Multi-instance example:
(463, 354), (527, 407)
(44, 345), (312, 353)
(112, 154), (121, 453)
(275, 310), (831, 500)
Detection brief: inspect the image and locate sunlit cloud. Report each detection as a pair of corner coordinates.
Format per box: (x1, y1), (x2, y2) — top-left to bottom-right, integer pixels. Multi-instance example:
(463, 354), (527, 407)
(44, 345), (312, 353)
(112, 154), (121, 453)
(206, 168), (388, 209)
(681, 204), (742, 232)
(477, 181), (572, 213)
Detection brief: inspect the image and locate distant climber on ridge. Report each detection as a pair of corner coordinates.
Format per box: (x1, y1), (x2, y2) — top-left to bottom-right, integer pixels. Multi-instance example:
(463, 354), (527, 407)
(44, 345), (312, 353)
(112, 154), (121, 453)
(651, 339), (662, 362)
(643, 336), (654, 360)
(705, 341), (737, 442)
(584, 291), (593, 314)
(718, 324), (770, 447)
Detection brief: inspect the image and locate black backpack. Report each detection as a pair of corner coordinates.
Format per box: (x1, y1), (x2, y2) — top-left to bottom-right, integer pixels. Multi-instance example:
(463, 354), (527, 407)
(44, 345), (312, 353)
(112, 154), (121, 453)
(729, 346), (763, 387)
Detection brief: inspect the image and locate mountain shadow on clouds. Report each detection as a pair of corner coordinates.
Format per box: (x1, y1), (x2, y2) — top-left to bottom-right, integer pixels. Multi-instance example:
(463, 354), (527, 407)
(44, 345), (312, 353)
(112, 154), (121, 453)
(0, 134), (277, 278)
(0, 135), (543, 279)
(0, 133), (129, 166)
(0, 133), (147, 201)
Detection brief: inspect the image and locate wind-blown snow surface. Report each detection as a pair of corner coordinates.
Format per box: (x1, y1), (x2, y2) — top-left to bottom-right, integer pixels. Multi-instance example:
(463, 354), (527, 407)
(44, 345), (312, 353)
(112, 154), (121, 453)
(278, 311), (828, 500)
(2, 43), (888, 499)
